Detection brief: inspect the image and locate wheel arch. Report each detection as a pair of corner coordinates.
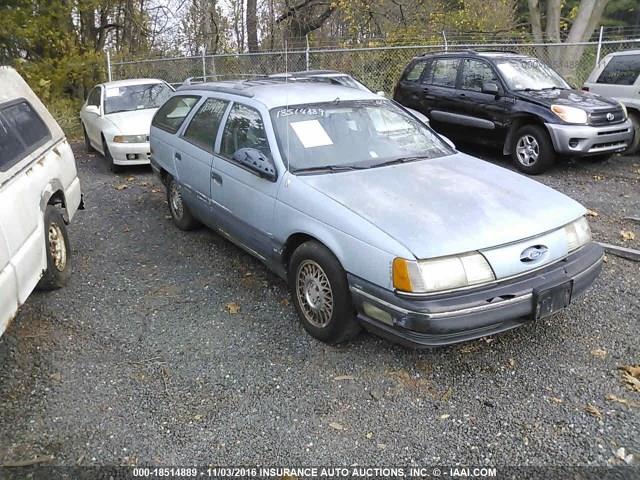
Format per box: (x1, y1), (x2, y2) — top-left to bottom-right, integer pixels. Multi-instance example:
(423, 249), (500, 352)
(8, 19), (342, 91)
(281, 232), (344, 276)
(503, 114), (547, 155)
(40, 181), (70, 223)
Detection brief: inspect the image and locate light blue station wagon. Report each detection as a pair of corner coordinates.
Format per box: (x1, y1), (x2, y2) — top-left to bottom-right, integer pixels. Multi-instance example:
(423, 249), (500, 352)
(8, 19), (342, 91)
(149, 79), (603, 347)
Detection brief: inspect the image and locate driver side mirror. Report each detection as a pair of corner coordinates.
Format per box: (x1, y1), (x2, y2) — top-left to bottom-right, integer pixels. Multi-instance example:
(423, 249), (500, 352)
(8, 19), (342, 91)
(482, 82), (500, 96)
(232, 148), (277, 181)
(85, 105), (100, 115)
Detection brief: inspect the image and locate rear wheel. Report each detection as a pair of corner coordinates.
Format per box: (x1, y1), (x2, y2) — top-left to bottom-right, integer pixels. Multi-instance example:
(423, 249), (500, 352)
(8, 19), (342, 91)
(38, 205), (71, 290)
(102, 136), (121, 173)
(83, 125), (94, 152)
(511, 124), (556, 175)
(289, 241), (360, 344)
(166, 177), (200, 230)
(625, 111), (640, 155)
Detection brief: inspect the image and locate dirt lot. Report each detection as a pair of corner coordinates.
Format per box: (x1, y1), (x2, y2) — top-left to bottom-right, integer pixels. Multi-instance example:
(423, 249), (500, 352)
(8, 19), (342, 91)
(0, 143), (638, 467)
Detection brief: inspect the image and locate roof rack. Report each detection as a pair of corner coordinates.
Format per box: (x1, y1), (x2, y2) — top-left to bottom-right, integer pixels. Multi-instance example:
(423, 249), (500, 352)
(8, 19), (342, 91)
(418, 49), (523, 57)
(176, 82), (255, 97)
(473, 49), (522, 55)
(419, 49), (477, 56)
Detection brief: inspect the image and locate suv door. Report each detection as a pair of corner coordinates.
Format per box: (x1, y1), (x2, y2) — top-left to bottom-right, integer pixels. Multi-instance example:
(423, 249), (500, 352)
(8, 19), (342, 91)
(420, 57), (465, 136)
(214, 102), (280, 260)
(176, 97), (229, 221)
(394, 59), (430, 111)
(457, 58), (513, 142)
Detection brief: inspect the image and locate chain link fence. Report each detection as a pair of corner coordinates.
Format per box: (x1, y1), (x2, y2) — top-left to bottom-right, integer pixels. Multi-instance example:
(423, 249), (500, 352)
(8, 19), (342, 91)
(110, 39), (640, 93)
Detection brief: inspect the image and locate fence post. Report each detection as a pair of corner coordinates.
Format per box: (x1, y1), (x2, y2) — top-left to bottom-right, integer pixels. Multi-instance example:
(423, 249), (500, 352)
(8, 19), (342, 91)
(595, 25), (604, 66)
(442, 31), (448, 52)
(202, 48), (207, 80)
(305, 34), (310, 71)
(106, 50), (112, 82)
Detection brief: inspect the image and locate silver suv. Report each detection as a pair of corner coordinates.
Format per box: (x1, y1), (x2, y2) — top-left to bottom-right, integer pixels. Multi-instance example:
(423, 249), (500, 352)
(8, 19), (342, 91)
(584, 50), (640, 153)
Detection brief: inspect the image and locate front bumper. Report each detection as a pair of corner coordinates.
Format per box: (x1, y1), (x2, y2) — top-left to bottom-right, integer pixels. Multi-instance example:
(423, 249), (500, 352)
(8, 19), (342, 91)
(545, 119), (633, 156)
(107, 140), (151, 165)
(349, 242), (603, 348)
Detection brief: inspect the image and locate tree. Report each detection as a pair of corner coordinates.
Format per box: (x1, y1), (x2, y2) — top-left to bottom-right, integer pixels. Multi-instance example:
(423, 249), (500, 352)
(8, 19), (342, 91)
(247, 0), (259, 52)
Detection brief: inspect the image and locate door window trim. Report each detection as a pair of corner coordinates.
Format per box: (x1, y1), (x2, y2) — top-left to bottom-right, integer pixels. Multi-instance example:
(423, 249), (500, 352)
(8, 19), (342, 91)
(179, 97), (231, 154)
(423, 56), (463, 89)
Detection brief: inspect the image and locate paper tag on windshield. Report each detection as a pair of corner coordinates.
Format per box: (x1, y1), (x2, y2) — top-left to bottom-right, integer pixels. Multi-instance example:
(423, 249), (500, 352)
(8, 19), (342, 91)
(105, 88), (120, 98)
(290, 120), (333, 148)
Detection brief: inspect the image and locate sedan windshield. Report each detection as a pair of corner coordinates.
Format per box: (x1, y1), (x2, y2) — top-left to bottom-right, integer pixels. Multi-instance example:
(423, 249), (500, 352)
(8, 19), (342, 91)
(270, 100), (453, 173)
(495, 58), (569, 91)
(104, 83), (173, 115)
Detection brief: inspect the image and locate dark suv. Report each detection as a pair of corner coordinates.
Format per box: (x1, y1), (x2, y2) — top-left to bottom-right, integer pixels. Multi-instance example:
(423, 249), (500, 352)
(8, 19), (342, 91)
(393, 50), (634, 174)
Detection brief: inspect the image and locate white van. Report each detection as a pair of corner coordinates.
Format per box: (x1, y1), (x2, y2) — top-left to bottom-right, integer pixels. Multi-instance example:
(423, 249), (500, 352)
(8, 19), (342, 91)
(0, 67), (83, 336)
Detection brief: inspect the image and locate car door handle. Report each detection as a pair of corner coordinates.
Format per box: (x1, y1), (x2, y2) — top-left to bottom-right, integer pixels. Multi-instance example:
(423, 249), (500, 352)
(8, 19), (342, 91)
(458, 93), (466, 97)
(211, 172), (222, 185)
(174, 152), (181, 161)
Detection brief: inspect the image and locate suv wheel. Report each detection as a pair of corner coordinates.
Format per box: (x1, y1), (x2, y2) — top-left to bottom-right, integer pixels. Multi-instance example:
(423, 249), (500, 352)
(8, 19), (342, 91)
(625, 112), (640, 155)
(289, 241), (360, 344)
(511, 125), (555, 174)
(167, 177), (200, 230)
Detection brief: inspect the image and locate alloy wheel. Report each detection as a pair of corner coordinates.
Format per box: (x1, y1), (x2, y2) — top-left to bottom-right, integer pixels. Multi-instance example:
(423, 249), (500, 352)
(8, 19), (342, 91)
(516, 134), (540, 166)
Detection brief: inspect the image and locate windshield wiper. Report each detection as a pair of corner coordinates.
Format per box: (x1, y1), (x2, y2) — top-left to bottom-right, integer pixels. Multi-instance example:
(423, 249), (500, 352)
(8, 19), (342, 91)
(293, 164), (367, 175)
(371, 155), (428, 168)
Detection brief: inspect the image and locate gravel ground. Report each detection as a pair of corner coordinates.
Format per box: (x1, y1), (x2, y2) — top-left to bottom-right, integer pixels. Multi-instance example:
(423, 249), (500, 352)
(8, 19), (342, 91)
(0, 143), (638, 468)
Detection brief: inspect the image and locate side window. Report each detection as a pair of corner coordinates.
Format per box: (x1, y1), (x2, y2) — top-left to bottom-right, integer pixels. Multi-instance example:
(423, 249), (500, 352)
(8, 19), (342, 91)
(152, 95), (200, 134)
(427, 59), (460, 88)
(87, 87), (101, 107)
(182, 98), (228, 153)
(597, 55), (640, 85)
(220, 103), (271, 160)
(460, 59), (499, 91)
(404, 61), (427, 82)
(0, 100), (51, 172)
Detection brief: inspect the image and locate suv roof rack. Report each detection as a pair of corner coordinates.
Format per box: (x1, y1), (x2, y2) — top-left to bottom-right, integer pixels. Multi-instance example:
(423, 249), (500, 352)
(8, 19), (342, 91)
(418, 49), (523, 57)
(176, 82), (256, 97)
(419, 49), (477, 56)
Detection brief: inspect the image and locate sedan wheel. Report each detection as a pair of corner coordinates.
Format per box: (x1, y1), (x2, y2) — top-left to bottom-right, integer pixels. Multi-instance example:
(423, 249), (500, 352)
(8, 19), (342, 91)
(296, 259), (334, 328)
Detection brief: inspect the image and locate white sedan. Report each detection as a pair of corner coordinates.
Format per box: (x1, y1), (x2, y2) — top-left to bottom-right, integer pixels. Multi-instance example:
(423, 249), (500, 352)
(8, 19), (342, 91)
(79, 78), (173, 172)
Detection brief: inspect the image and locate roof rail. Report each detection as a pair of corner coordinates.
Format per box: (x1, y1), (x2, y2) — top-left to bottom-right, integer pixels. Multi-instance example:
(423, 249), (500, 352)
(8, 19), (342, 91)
(473, 49), (523, 55)
(419, 49), (477, 56)
(176, 83), (255, 97)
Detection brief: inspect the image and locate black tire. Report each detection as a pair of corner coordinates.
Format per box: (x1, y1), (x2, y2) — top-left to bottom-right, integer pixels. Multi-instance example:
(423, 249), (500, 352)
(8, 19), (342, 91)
(82, 124), (94, 152)
(102, 136), (122, 173)
(511, 124), (556, 175)
(166, 176), (200, 230)
(625, 111), (640, 155)
(288, 241), (360, 344)
(37, 205), (72, 290)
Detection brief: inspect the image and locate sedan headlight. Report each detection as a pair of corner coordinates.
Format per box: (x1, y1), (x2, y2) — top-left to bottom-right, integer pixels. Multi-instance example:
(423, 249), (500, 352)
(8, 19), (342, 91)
(551, 105), (588, 124)
(112, 134), (148, 143)
(393, 252), (495, 293)
(564, 216), (592, 252)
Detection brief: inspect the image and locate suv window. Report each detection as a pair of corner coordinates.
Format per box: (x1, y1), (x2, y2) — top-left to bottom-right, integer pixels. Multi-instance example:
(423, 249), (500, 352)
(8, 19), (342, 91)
(404, 61), (428, 81)
(597, 54), (640, 85)
(460, 59), (499, 91)
(183, 98), (229, 153)
(87, 87), (101, 107)
(426, 58), (460, 87)
(221, 103), (272, 160)
(152, 95), (199, 134)
(0, 100), (51, 172)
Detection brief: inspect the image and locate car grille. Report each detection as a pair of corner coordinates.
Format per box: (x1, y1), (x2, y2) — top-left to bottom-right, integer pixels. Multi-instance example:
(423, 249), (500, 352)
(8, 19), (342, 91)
(589, 108), (625, 126)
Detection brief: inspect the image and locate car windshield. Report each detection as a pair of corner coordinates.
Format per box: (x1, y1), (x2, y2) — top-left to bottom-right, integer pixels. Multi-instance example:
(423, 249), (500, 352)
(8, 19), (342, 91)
(495, 58), (569, 91)
(270, 100), (453, 173)
(104, 83), (173, 114)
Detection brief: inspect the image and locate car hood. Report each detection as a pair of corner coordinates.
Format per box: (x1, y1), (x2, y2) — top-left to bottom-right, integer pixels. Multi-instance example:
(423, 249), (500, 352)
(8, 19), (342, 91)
(298, 153), (586, 259)
(515, 88), (619, 112)
(104, 108), (157, 135)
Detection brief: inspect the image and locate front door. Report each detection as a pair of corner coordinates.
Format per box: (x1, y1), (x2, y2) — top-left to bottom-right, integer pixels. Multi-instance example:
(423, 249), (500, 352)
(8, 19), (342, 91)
(212, 102), (280, 261)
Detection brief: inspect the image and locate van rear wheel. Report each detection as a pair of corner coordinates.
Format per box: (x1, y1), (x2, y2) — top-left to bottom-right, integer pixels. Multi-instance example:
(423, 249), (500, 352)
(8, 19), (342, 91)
(167, 177), (200, 230)
(38, 205), (71, 290)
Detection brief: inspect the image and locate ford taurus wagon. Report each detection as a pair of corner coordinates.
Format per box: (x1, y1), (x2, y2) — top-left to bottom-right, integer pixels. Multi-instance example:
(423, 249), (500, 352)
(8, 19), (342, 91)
(149, 79), (603, 348)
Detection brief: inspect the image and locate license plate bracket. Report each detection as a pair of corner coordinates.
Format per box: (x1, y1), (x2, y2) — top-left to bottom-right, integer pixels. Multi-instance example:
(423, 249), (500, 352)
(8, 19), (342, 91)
(532, 281), (573, 321)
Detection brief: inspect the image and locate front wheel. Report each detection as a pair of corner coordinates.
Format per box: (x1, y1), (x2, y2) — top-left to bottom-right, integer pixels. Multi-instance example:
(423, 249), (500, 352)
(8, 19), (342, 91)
(289, 241), (360, 344)
(38, 205), (72, 290)
(102, 137), (121, 173)
(625, 112), (640, 155)
(166, 177), (200, 230)
(511, 124), (556, 175)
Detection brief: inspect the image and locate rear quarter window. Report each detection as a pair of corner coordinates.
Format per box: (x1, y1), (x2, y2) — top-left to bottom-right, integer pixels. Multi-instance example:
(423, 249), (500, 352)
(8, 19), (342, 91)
(152, 95), (200, 134)
(0, 99), (51, 172)
(597, 55), (640, 85)
(404, 61), (428, 81)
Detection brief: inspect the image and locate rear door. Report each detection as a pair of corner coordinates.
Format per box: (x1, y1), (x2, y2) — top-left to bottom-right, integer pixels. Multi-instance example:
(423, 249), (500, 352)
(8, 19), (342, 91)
(456, 58), (513, 142)
(175, 97), (230, 221)
(421, 57), (465, 135)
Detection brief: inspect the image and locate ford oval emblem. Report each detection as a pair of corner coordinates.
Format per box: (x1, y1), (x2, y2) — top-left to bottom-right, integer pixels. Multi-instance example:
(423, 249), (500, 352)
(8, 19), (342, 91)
(606, 112), (615, 121)
(520, 245), (549, 263)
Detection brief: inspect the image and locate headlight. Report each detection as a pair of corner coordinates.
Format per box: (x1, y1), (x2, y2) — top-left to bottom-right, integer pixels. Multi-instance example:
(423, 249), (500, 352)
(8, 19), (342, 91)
(112, 134), (147, 143)
(393, 252), (495, 293)
(564, 216), (592, 252)
(619, 102), (628, 119)
(551, 105), (588, 124)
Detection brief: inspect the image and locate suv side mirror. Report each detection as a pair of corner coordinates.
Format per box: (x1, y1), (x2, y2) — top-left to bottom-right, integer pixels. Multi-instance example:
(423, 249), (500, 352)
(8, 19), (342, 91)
(232, 148), (277, 181)
(85, 105), (100, 115)
(482, 82), (500, 96)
